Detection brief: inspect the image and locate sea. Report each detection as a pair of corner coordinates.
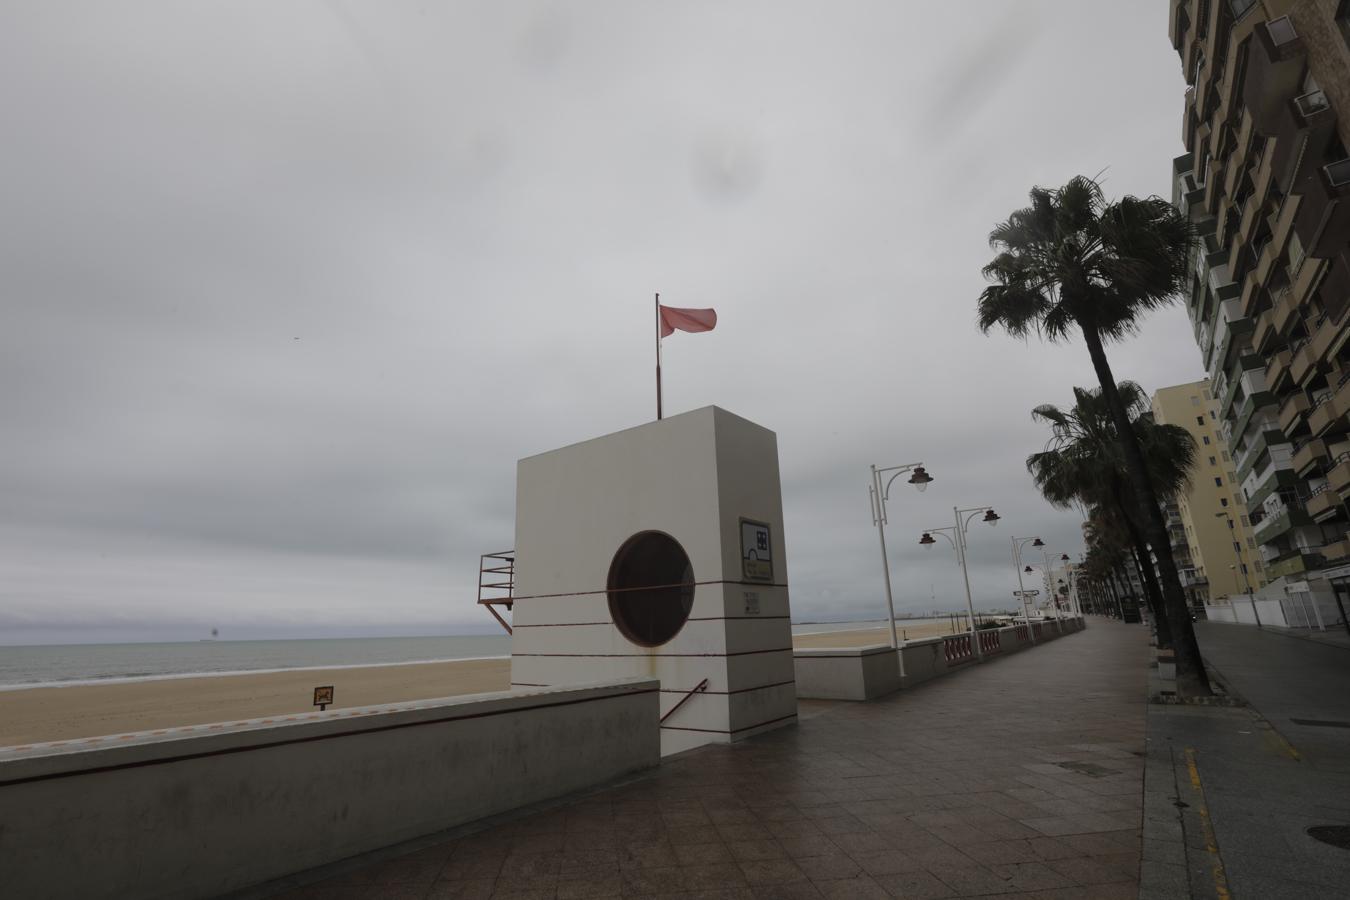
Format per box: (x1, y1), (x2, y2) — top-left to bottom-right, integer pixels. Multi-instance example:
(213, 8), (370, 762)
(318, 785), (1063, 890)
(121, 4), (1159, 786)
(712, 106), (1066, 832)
(0, 618), (956, 689)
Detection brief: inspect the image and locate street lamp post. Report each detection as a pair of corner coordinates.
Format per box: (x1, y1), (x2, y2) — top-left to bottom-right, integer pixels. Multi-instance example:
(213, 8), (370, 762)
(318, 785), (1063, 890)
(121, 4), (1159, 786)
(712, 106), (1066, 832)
(920, 505), (1000, 660)
(1216, 512), (1260, 627)
(1012, 536), (1044, 643)
(868, 463), (934, 649)
(1040, 549), (1064, 633)
(1061, 553), (1081, 618)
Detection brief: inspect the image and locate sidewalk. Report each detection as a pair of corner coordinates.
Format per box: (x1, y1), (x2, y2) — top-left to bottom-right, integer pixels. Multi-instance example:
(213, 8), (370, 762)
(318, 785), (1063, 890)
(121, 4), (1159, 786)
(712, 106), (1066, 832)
(1262, 623), (1350, 651)
(1140, 622), (1350, 899)
(256, 619), (1149, 899)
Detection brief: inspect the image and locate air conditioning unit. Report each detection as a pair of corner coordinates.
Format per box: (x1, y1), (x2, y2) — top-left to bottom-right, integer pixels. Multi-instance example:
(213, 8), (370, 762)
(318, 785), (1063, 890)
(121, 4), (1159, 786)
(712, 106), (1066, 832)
(1267, 15), (1298, 47)
(1325, 159), (1350, 189)
(1293, 90), (1330, 120)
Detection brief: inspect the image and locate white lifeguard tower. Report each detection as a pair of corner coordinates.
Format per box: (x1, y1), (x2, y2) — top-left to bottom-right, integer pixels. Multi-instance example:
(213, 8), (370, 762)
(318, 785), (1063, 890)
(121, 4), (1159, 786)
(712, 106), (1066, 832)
(494, 406), (797, 756)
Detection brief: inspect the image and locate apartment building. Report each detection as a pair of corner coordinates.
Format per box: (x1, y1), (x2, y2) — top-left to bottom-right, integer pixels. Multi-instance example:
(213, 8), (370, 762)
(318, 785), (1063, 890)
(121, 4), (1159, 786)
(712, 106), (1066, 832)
(1169, 1), (1350, 605)
(1152, 381), (1266, 604)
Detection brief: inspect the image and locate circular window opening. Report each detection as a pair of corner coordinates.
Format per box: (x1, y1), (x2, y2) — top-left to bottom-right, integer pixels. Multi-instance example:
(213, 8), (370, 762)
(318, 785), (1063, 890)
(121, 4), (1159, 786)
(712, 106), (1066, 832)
(607, 531), (695, 647)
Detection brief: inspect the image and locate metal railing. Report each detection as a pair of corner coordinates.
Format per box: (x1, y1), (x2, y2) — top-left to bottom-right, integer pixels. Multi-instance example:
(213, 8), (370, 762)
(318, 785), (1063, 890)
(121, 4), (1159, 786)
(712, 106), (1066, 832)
(660, 679), (709, 724)
(477, 550), (516, 635)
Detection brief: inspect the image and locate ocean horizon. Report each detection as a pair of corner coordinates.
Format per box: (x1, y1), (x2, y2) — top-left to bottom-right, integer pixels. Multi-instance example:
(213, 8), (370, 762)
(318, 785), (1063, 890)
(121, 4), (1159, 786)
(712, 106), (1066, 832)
(0, 616), (965, 689)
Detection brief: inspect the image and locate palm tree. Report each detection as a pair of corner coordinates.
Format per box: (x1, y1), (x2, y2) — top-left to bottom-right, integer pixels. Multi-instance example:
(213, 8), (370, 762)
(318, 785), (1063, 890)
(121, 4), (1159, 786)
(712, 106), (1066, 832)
(976, 175), (1210, 696)
(1025, 382), (1195, 653)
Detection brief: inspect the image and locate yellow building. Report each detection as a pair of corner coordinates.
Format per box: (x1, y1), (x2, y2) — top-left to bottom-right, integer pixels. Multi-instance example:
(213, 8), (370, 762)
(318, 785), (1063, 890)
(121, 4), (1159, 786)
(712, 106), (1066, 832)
(1152, 380), (1266, 603)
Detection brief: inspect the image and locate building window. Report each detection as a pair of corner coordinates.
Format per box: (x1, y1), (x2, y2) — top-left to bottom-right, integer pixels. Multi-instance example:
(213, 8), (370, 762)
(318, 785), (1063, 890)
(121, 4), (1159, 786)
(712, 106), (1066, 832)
(1222, 450), (1230, 460)
(1221, 498), (1230, 507)
(1215, 476), (1223, 486)
(1234, 541), (1242, 552)
(1240, 514), (1248, 525)
(1247, 537), (1256, 548)
(1227, 519), (1235, 529)
(1240, 562), (1249, 573)
(1254, 560), (1263, 571)
(1192, 396), (1200, 405)
(1209, 456), (1217, 466)
(1197, 416), (1206, 425)
(1203, 388), (1211, 399)
(1203, 436), (1211, 445)
(1210, 411), (1217, 419)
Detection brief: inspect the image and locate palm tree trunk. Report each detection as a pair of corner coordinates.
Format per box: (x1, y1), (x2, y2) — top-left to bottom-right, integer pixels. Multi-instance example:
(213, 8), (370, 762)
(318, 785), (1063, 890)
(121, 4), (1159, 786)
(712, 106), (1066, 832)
(1081, 325), (1212, 695)
(1112, 565), (1130, 615)
(1106, 482), (1174, 649)
(1129, 543), (1173, 649)
(1105, 573), (1122, 617)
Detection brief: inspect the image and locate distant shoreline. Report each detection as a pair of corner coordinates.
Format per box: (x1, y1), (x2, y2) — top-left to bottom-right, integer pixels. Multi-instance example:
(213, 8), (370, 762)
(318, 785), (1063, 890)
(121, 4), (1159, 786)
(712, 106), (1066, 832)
(0, 654), (512, 693)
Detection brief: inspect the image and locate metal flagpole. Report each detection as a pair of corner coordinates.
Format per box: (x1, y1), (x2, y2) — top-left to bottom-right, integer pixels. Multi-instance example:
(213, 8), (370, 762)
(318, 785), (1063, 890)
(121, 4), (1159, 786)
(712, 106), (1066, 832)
(655, 293), (663, 420)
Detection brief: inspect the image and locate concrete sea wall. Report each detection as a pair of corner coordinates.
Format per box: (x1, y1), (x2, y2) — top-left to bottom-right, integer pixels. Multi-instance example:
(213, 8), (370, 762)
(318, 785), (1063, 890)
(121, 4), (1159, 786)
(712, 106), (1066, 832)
(794, 617), (1084, 701)
(0, 679), (659, 900)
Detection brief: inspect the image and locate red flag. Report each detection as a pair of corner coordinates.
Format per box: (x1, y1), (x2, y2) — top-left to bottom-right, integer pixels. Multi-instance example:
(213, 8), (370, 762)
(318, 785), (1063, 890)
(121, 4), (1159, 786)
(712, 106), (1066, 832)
(659, 305), (717, 338)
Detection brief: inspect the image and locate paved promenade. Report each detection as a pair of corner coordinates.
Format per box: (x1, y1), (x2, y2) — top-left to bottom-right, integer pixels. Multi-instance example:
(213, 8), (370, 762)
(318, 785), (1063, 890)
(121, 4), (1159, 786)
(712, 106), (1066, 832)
(263, 620), (1149, 899)
(1142, 621), (1350, 900)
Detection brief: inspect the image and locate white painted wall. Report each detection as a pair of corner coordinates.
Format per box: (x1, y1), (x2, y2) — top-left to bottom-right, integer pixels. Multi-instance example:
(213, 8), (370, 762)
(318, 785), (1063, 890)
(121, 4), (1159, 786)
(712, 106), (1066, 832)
(511, 407), (796, 755)
(794, 645), (901, 700)
(0, 680), (659, 900)
(794, 620), (1083, 700)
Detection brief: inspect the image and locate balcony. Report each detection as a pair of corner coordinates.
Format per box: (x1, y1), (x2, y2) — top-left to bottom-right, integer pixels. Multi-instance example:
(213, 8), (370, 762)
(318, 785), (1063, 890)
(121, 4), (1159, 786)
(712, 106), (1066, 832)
(1253, 502), (1311, 543)
(1269, 88), (1337, 202)
(1246, 17), (1306, 137)
(1180, 568), (1209, 589)
(1267, 552), (1314, 580)
(1330, 452), (1350, 498)
(1306, 485), (1345, 523)
(1295, 160), (1350, 261)
(1292, 254), (1323, 306)
(1278, 391), (1312, 437)
(1322, 535), (1350, 563)
(1267, 347), (1295, 392)
(1308, 375), (1350, 437)
(1269, 285), (1299, 335)
(1292, 438), (1329, 477)
(1292, 338), (1320, 386)
(1310, 311), (1349, 364)
(1253, 307), (1278, 353)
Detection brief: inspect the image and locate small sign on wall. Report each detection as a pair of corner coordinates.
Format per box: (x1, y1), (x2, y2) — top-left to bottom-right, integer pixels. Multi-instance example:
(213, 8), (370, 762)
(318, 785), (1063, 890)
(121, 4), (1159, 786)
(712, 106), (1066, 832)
(740, 518), (773, 582)
(744, 591), (760, 615)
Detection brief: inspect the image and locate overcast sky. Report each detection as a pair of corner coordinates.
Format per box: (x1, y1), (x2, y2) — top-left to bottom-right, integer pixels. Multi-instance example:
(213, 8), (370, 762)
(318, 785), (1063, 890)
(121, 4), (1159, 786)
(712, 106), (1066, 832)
(1, 2), (1207, 645)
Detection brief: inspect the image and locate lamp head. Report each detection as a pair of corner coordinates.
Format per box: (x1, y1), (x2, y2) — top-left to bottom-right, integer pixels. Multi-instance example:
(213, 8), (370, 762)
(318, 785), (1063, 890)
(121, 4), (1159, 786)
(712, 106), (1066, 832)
(907, 466), (933, 493)
(1024, 565), (1033, 572)
(1031, 537), (1044, 547)
(982, 509), (1000, 526)
(919, 532), (936, 546)
(1060, 553), (1070, 561)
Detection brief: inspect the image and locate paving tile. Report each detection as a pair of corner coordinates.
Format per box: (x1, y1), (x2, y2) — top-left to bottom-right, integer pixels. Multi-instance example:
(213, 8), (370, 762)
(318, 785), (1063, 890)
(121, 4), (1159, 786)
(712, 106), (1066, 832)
(985, 860), (1077, 891)
(749, 882), (822, 899)
(793, 852), (862, 881)
(680, 863), (750, 891)
(555, 870), (622, 899)
(425, 879), (495, 900)
(268, 621), (1151, 899)
(737, 858), (808, 886)
(813, 875), (891, 899)
(870, 869), (955, 899)
(925, 862), (1018, 895)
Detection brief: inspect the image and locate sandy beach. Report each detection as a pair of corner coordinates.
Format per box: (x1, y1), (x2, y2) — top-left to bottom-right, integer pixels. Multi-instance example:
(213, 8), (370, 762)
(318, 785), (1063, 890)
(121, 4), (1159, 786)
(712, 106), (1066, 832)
(791, 619), (961, 648)
(1, 624), (980, 746)
(0, 658), (513, 747)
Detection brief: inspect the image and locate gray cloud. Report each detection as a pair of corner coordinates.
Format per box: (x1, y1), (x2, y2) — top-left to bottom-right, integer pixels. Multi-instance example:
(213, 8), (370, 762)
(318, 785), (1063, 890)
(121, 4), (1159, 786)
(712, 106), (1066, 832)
(1, 2), (1201, 643)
